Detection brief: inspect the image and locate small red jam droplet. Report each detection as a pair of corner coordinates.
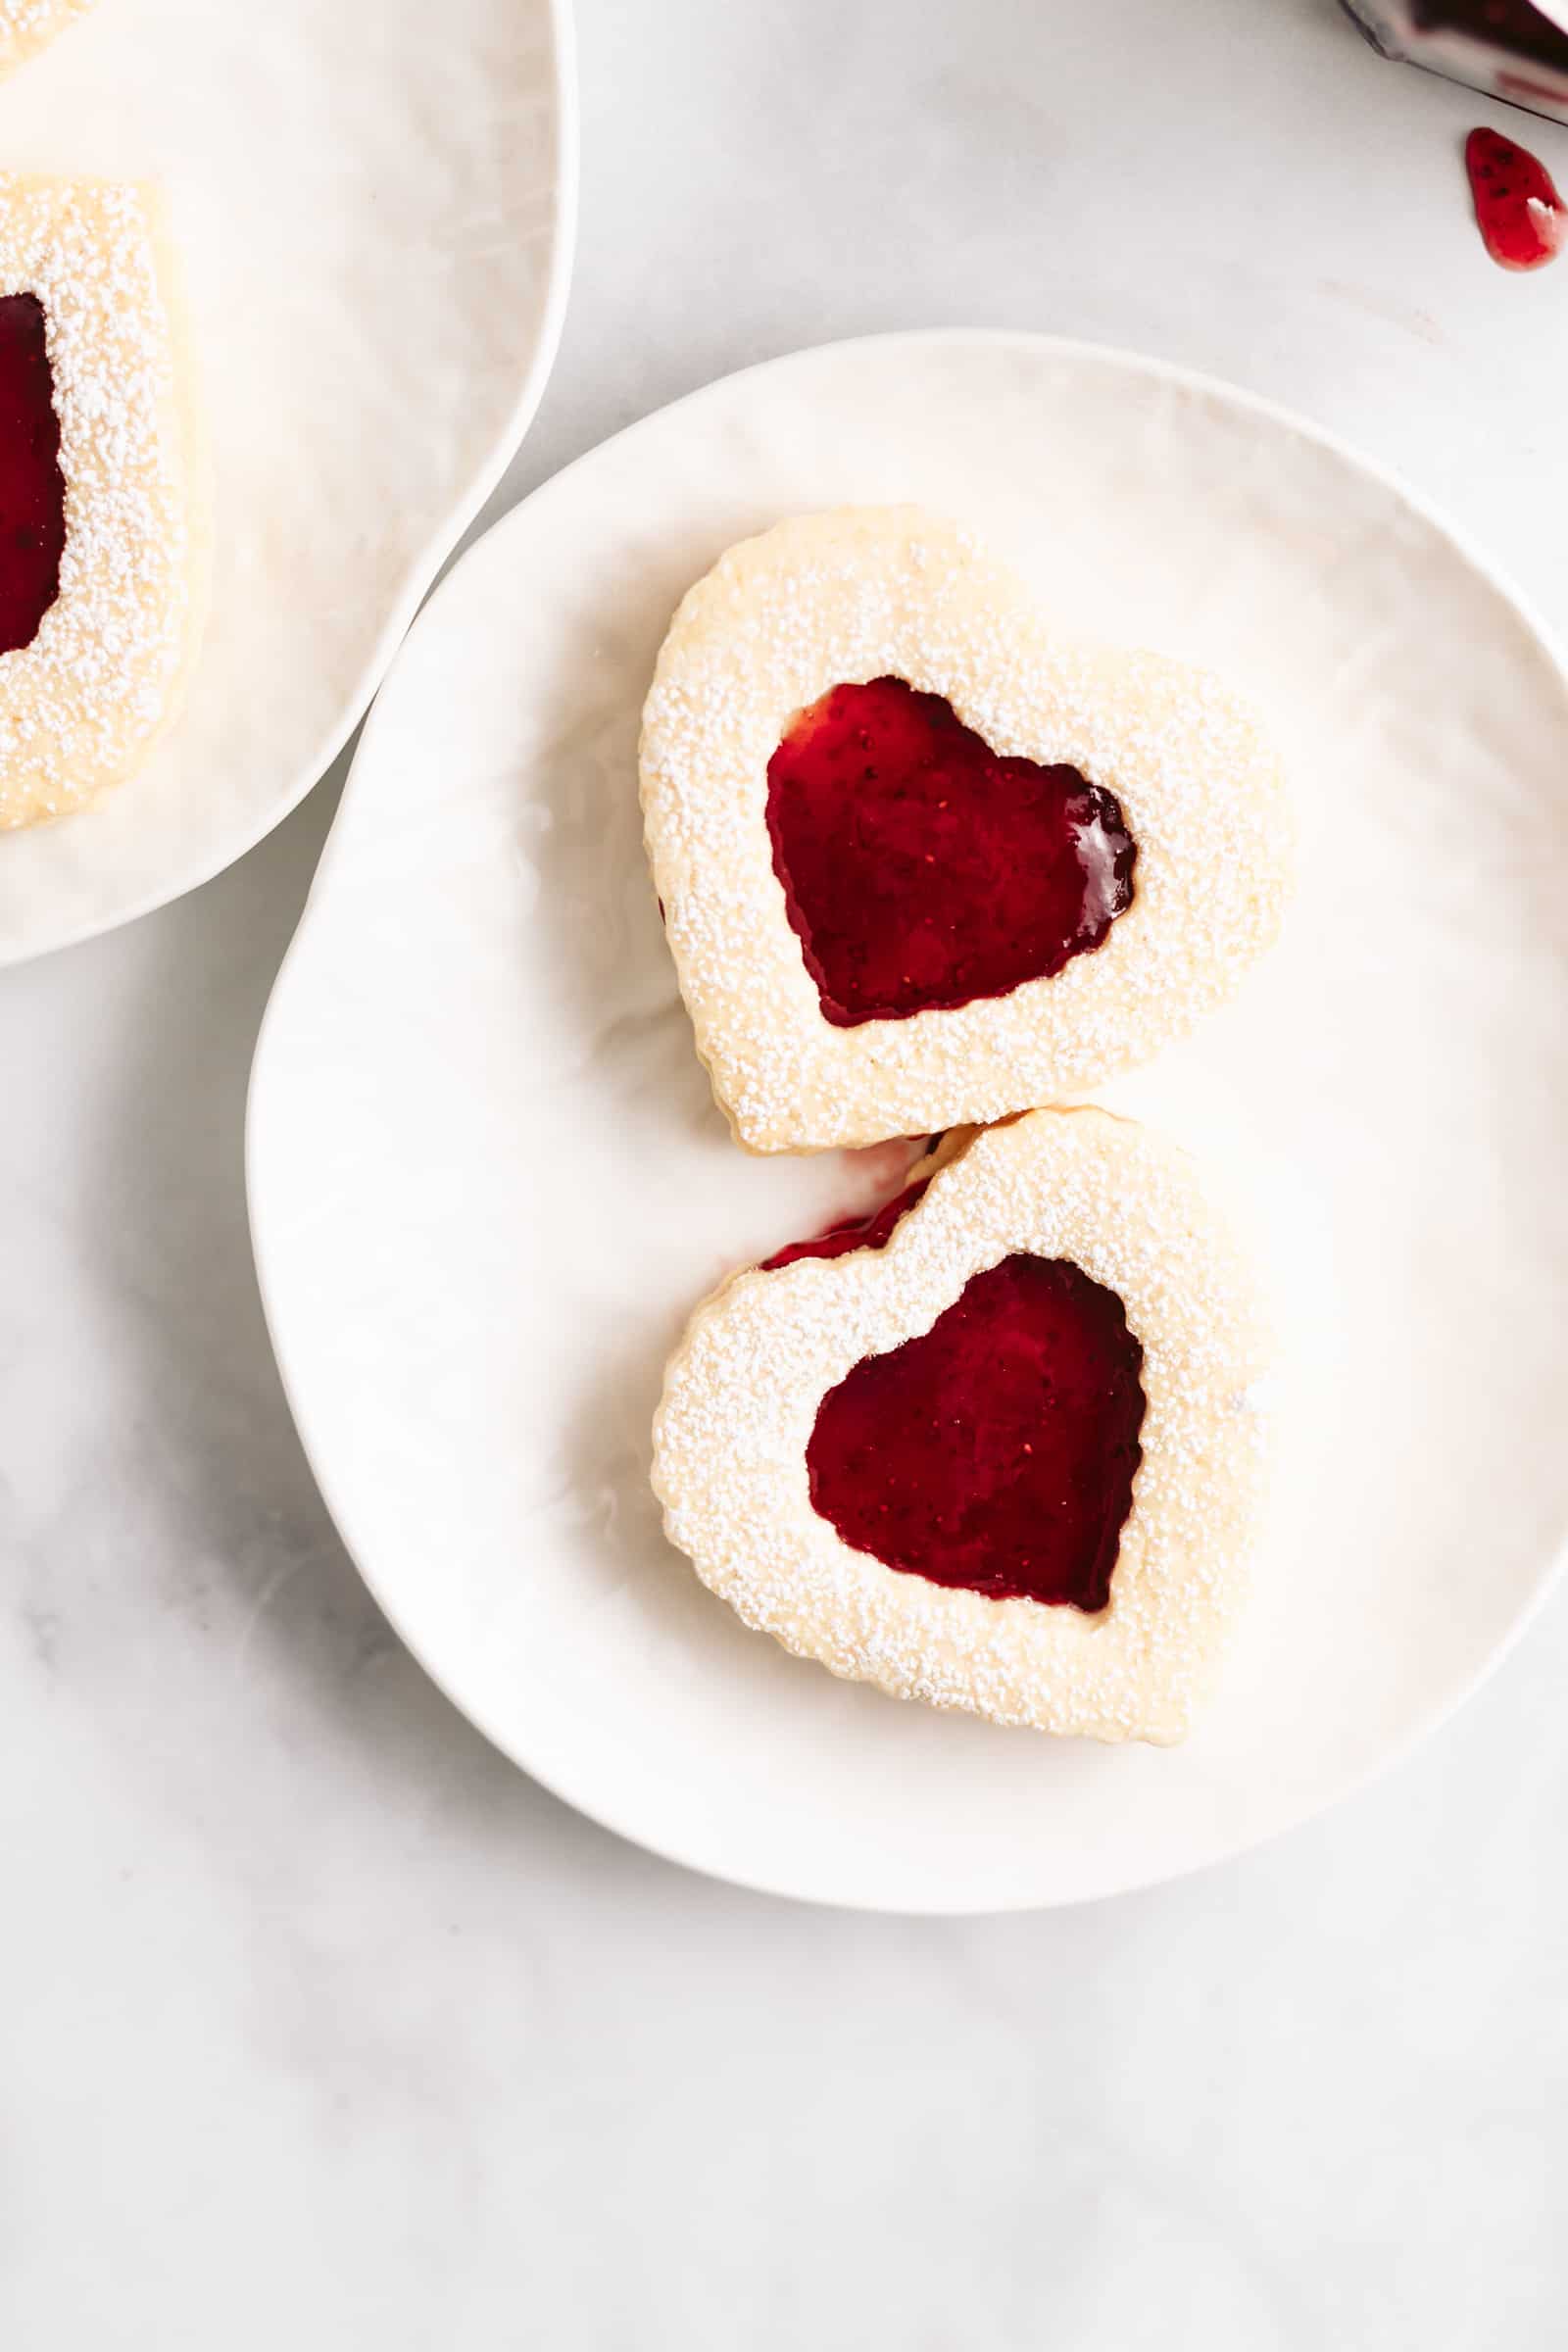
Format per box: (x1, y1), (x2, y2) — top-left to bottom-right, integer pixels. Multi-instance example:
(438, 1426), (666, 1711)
(766, 677), (1137, 1027)
(0, 293), (66, 657)
(1465, 125), (1567, 270)
(807, 1254), (1146, 1611)
(760, 1178), (930, 1271)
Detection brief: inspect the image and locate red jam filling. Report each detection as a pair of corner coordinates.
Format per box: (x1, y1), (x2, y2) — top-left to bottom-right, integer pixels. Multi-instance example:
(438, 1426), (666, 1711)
(807, 1254), (1145, 1611)
(765, 676), (1137, 1026)
(0, 294), (66, 656)
(760, 1178), (930, 1271)
(1465, 125), (1566, 269)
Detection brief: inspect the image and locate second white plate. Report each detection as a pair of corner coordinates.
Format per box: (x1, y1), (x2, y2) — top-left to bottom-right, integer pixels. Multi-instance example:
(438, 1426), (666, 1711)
(249, 332), (1568, 1912)
(0, 0), (573, 963)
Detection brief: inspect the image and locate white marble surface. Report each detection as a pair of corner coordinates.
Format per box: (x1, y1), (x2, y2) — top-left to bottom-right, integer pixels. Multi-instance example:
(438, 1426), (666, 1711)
(4, 0), (1568, 2341)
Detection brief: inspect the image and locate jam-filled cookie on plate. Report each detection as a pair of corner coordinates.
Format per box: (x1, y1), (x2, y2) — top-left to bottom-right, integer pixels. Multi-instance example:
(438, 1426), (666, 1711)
(641, 507), (1291, 1152)
(654, 1107), (1271, 1743)
(0, 173), (206, 830)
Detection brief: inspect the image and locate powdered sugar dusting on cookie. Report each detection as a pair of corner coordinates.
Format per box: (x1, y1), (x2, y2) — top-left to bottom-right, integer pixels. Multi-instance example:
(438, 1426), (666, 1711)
(653, 1108), (1270, 1742)
(640, 507), (1293, 1152)
(0, 174), (197, 829)
(0, 0), (95, 75)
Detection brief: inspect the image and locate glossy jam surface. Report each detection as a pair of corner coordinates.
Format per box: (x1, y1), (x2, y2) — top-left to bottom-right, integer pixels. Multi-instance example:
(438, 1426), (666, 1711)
(1465, 125), (1566, 267)
(808, 1254), (1146, 1611)
(761, 1179), (930, 1271)
(0, 294), (66, 656)
(765, 677), (1137, 1027)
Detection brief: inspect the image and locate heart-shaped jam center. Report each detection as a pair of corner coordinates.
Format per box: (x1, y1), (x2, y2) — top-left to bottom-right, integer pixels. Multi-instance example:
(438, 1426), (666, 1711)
(808, 1254), (1145, 1610)
(766, 676), (1136, 1027)
(0, 293), (65, 657)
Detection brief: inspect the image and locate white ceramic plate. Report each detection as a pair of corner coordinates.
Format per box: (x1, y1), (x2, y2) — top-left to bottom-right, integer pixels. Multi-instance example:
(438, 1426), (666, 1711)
(248, 332), (1568, 1913)
(0, 0), (573, 965)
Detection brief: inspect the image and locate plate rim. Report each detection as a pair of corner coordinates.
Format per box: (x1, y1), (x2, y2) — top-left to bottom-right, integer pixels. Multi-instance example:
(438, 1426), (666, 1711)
(1, 0), (579, 970)
(247, 325), (1568, 1913)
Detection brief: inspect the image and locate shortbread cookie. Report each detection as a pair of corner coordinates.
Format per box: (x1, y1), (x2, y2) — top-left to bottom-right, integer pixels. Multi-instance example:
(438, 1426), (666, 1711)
(641, 508), (1291, 1152)
(653, 1108), (1270, 1743)
(0, 174), (206, 830)
(0, 0), (96, 78)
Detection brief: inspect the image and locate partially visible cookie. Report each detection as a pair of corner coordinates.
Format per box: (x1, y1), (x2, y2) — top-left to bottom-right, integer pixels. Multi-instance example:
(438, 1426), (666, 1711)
(653, 1106), (1271, 1743)
(0, 0), (96, 77)
(0, 174), (208, 830)
(641, 507), (1292, 1152)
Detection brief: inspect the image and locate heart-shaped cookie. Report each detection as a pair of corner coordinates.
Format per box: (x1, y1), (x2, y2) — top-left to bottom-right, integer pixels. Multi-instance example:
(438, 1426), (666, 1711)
(0, 174), (207, 829)
(653, 1108), (1269, 1742)
(641, 507), (1291, 1152)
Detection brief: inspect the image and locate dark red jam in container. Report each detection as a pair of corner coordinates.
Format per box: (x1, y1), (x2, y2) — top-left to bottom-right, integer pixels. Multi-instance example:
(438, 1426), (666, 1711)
(1344, 1), (1568, 121)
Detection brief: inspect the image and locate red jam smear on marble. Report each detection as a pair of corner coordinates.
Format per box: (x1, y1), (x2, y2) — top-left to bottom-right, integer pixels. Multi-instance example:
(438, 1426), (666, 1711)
(760, 1179), (930, 1271)
(807, 1254), (1145, 1611)
(765, 677), (1137, 1027)
(1465, 125), (1567, 267)
(0, 294), (66, 656)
